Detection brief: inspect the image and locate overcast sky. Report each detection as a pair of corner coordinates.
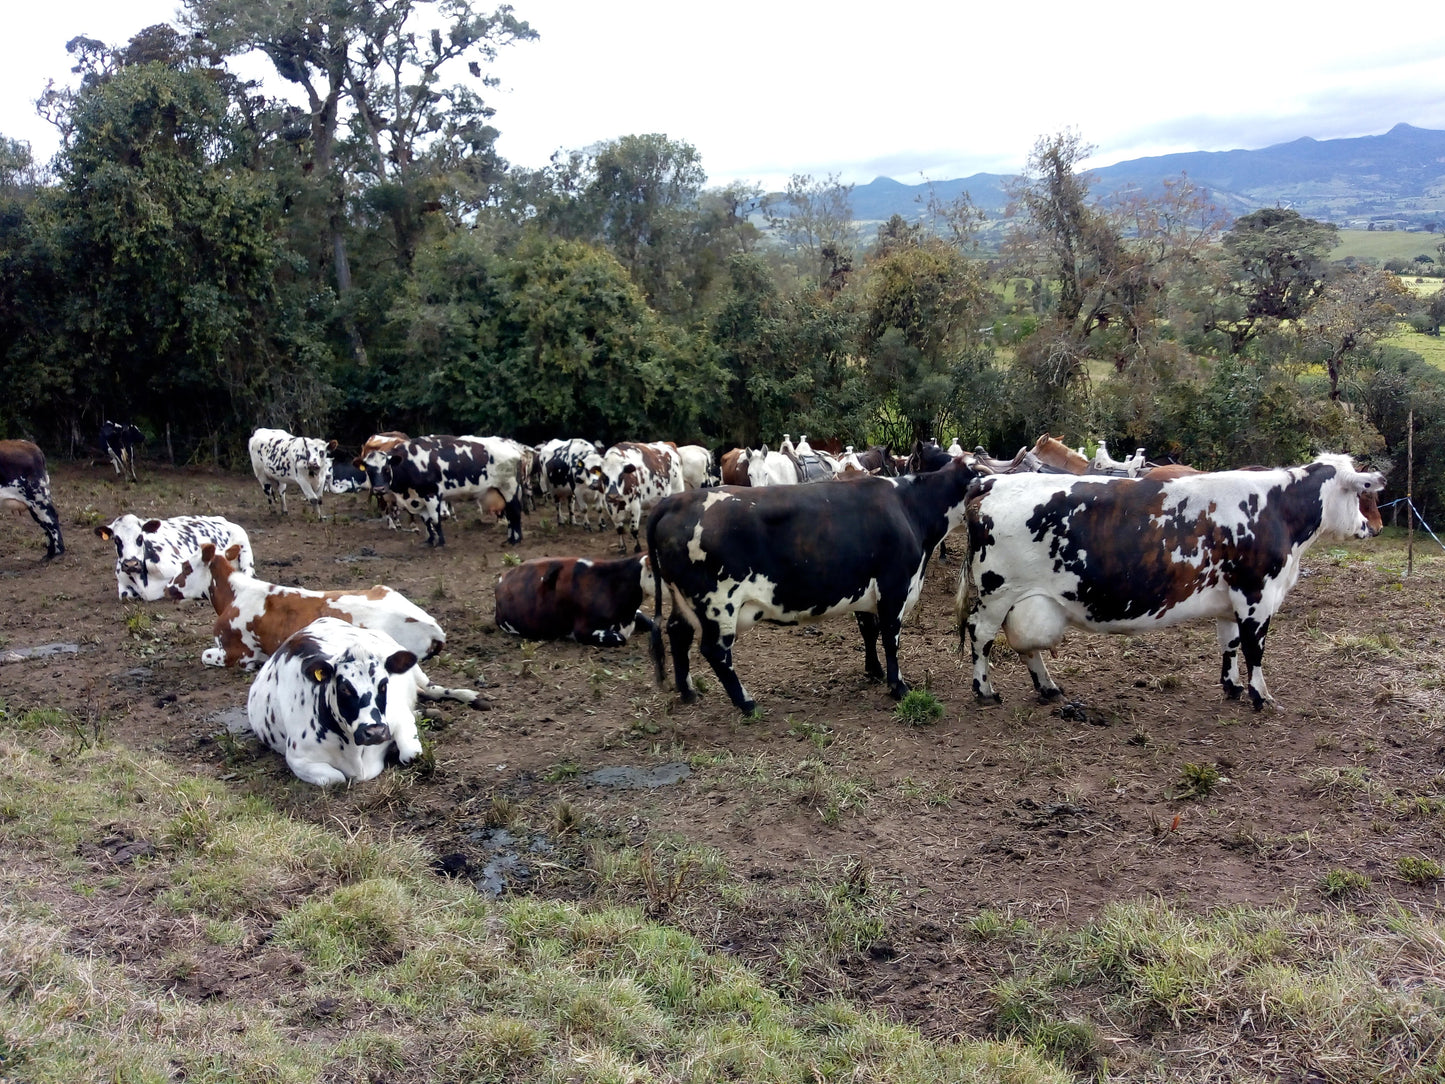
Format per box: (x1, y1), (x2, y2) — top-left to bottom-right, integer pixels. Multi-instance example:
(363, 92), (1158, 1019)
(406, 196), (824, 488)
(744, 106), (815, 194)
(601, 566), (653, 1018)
(5, 0), (1445, 189)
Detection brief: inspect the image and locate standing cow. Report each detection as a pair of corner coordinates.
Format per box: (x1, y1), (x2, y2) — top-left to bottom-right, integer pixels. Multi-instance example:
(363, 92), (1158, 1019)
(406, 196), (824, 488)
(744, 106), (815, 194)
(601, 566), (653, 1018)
(95, 514), (254, 600)
(0, 440), (64, 559)
(538, 438), (606, 529)
(248, 618), (425, 786)
(959, 454), (1386, 712)
(358, 434), (524, 547)
(587, 441), (685, 552)
(646, 457), (982, 713)
(101, 421), (144, 482)
(249, 428), (336, 517)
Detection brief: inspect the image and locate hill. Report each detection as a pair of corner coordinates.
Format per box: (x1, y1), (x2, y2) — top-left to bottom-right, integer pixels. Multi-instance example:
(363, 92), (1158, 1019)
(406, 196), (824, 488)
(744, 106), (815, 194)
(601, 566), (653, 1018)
(847, 124), (1445, 231)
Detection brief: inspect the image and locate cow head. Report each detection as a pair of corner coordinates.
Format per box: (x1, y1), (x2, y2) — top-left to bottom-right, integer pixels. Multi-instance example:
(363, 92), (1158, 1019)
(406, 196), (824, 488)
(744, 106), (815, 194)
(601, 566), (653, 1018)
(96, 515), (167, 598)
(1316, 454), (1387, 539)
(166, 541), (244, 600)
(309, 644), (418, 746)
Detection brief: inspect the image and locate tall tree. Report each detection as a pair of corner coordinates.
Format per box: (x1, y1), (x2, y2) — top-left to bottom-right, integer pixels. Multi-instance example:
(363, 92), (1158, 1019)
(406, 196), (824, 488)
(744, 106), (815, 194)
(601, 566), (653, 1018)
(766, 173), (856, 292)
(1301, 266), (1407, 399)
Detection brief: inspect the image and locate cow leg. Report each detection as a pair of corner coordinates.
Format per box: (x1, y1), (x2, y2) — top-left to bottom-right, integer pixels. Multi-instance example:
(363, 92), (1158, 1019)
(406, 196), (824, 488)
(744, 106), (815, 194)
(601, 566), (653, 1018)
(1217, 619), (1244, 700)
(698, 623), (755, 713)
(965, 600), (1007, 705)
(286, 754), (349, 786)
(854, 612), (886, 682)
(1020, 651), (1064, 702)
(20, 484), (64, 558)
(665, 612), (697, 702)
(503, 493), (523, 544)
(277, 482), (289, 514)
(877, 605), (910, 700)
(1237, 615), (1276, 711)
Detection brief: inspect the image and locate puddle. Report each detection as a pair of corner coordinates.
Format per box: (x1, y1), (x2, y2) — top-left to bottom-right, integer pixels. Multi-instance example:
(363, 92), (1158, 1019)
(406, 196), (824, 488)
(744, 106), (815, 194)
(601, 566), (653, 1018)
(0, 642), (80, 664)
(463, 826), (554, 897)
(208, 707), (250, 735)
(584, 762), (692, 789)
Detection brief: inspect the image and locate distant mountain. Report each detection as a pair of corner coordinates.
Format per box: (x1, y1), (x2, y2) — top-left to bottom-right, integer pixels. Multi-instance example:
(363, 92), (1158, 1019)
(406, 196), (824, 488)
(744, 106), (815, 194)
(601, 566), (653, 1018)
(847, 124), (1445, 232)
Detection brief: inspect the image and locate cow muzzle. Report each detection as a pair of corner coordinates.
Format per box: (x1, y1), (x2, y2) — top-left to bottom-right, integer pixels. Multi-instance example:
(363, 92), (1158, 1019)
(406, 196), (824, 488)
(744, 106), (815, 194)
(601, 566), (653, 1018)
(353, 720), (392, 746)
(120, 557), (146, 580)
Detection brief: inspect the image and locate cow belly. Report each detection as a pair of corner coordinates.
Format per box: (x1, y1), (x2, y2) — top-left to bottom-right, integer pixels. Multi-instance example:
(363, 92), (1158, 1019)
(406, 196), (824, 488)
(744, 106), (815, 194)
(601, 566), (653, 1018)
(693, 573), (882, 633)
(1004, 582), (1235, 650)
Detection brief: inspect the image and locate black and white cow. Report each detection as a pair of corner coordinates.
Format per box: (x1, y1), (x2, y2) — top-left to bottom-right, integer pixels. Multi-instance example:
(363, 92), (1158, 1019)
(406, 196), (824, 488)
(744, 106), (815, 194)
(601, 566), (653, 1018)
(101, 421), (144, 482)
(327, 459), (371, 495)
(247, 618), (425, 786)
(646, 457), (983, 713)
(248, 427), (336, 517)
(0, 440), (64, 559)
(495, 554), (656, 645)
(358, 434), (524, 547)
(95, 514), (254, 600)
(587, 441), (685, 552)
(959, 453), (1386, 712)
(538, 438), (606, 530)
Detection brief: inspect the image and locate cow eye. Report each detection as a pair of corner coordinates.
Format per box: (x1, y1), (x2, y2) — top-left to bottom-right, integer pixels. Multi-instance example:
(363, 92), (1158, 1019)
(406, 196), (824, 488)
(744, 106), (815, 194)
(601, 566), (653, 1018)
(376, 678), (388, 713)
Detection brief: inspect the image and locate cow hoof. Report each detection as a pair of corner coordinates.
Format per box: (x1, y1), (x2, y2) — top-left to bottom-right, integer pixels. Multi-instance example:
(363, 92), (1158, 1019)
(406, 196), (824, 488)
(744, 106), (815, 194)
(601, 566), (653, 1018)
(1223, 685), (1243, 701)
(975, 692), (1003, 707)
(1037, 688), (1065, 704)
(888, 681), (910, 701)
(864, 668), (885, 683)
(738, 700), (758, 716)
(678, 688), (698, 705)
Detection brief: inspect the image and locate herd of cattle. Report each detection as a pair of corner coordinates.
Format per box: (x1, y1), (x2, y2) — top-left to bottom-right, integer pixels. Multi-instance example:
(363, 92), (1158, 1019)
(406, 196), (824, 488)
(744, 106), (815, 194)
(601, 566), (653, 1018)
(0, 423), (1387, 786)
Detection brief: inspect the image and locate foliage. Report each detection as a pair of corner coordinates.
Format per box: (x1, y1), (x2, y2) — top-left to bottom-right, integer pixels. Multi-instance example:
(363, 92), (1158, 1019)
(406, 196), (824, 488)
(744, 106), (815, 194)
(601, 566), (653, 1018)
(893, 689), (945, 726)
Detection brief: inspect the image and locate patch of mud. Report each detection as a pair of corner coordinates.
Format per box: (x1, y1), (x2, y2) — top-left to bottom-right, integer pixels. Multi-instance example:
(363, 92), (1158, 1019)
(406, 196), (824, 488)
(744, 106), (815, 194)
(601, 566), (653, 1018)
(584, 762), (692, 789)
(0, 642), (80, 663)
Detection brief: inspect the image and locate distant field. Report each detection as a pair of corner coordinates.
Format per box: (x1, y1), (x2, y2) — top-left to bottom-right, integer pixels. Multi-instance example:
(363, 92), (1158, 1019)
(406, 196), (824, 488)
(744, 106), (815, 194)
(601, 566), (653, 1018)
(1385, 324), (1445, 369)
(1332, 229), (1444, 263)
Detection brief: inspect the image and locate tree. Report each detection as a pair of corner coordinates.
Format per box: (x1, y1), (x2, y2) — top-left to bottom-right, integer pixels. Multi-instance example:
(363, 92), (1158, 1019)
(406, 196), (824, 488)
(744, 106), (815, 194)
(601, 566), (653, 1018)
(1207, 207), (1337, 354)
(1301, 266), (1408, 399)
(765, 173), (856, 292)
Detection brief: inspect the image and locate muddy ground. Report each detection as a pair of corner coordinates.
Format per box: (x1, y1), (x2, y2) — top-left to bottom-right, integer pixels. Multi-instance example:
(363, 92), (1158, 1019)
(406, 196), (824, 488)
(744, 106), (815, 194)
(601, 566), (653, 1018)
(2, 461), (1442, 1041)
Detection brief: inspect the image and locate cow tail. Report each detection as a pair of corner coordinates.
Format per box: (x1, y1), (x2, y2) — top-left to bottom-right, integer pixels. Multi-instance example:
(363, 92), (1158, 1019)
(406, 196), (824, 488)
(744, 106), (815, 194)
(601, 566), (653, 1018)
(646, 517), (667, 686)
(955, 516), (978, 653)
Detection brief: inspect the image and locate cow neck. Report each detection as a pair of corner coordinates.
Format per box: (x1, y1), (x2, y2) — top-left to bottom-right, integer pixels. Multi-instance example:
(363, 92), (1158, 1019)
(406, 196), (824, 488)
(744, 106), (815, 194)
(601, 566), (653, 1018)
(896, 464), (977, 547)
(207, 560), (239, 617)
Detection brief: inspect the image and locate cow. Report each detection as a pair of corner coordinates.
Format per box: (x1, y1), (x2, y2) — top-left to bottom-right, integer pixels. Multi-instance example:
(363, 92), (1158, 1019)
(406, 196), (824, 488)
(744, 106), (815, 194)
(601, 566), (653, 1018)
(358, 435), (524, 547)
(958, 453), (1387, 713)
(676, 444), (718, 490)
(0, 440), (64, 559)
(95, 514), (254, 600)
(538, 438), (606, 529)
(247, 617), (425, 786)
(101, 421), (144, 482)
(249, 428), (336, 517)
(719, 448), (751, 486)
(646, 457), (983, 713)
(586, 442), (685, 552)
(495, 554), (656, 645)
(183, 543), (479, 709)
(327, 459), (371, 494)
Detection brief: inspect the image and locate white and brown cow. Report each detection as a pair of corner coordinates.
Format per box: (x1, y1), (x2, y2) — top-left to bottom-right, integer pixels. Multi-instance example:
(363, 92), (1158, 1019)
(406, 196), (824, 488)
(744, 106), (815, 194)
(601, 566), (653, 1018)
(676, 445), (718, 490)
(537, 438), (606, 529)
(358, 434), (523, 547)
(586, 441), (684, 552)
(0, 439), (64, 559)
(247, 617), (425, 786)
(96, 514), (254, 600)
(249, 427), (336, 517)
(495, 554), (656, 645)
(959, 453), (1386, 712)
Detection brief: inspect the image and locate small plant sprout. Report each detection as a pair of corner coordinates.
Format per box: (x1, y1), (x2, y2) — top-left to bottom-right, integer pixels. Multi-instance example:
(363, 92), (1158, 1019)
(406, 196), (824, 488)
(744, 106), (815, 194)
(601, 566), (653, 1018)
(894, 689), (944, 726)
(502, 552), (522, 567)
(1396, 855), (1443, 884)
(1172, 762), (1225, 800)
(1321, 868), (1371, 898)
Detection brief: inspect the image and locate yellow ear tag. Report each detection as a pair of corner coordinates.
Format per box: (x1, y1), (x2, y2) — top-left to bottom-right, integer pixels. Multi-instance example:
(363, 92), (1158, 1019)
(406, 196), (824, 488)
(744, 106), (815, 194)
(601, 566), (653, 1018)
(312, 666), (328, 682)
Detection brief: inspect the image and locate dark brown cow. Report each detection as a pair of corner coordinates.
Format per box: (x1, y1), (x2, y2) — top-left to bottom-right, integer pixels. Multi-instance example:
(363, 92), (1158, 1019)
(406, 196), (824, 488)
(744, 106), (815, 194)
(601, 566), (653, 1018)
(0, 440), (64, 558)
(719, 448), (750, 486)
(495, 554), (656, 645)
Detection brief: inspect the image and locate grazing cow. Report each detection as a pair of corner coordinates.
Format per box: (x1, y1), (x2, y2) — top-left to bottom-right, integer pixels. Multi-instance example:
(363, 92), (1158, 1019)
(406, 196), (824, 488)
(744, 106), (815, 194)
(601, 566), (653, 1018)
(538, 438), (606, 529)
(184, 544), (478, 710)
(587, 442), (684, 552)
(249, 428), (336, 517)
(959, 454), (1386, 712)
(95, 514), (254, 600)
(646, 457), (983, 712)
(248, 617), (424, 786)
(359, 435), (524, 547)
(0, 440), (64, 559)
(101, 421), (144, 482)
(495, 554), (656, 645)
(676, 444), (718, 490)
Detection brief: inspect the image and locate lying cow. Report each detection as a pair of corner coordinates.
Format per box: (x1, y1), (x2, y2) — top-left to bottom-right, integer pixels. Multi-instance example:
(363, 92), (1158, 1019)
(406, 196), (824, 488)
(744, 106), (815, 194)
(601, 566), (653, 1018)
(249, 427), (336, 517)
(101, 421), (144, 482)
(587, 442), (684, 552)
(646, 457), (983, 713)
(248, 618), (424, 786)
(959, 453), (1386, 712)
(95, 514), (254, 600)
(359, 434), (524, 547)
(0, 439), (64, 559)
(495, 554), (656, 645)
(185, 543), (479, 707)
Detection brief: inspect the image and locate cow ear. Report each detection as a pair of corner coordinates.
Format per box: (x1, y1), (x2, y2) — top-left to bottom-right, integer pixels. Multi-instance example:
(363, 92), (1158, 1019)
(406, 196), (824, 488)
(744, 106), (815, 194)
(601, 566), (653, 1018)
(384, 649), (417, 674)
(95, 525), (113, 540)
(622, 464), (637, 475)
(142, 519), (162, 533)
(200, 542), (217, 564)
(308, 660), (334, 684)
(224, 543), (243, 563)
(326, 439), (338, 452)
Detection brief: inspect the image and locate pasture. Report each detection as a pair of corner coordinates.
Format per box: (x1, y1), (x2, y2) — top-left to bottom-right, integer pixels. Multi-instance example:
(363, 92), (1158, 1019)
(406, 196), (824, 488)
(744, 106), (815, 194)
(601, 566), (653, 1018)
(1331, 228), (1445, 264)
(2, 462), (1443, 1082)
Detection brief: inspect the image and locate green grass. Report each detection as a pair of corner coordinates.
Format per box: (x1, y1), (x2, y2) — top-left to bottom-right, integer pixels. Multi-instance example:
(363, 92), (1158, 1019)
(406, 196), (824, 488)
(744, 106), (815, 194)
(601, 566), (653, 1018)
(893, 689), (945, 726)
(1383, 323), (1445, 369)
(1332, 228), (1445, 264)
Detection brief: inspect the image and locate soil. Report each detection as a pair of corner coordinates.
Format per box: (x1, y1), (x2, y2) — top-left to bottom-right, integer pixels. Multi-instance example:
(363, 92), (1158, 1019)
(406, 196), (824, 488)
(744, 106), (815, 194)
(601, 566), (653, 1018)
(3, 462), (1442, 1041)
